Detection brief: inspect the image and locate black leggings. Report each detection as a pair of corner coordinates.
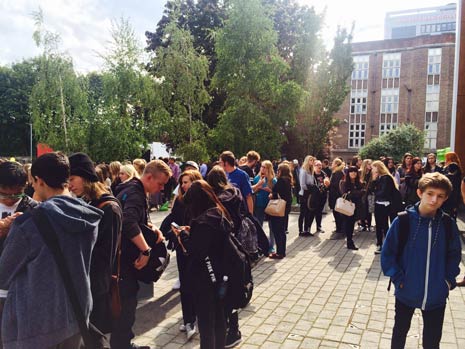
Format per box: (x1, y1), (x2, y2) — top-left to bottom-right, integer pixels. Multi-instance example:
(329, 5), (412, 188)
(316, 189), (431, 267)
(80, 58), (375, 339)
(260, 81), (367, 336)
(375, 203), (390, 246)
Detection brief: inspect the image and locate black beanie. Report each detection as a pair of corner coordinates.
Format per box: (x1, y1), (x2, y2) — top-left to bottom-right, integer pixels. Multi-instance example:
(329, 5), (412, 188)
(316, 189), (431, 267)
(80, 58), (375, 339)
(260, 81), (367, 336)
(69, 152), (99, 182)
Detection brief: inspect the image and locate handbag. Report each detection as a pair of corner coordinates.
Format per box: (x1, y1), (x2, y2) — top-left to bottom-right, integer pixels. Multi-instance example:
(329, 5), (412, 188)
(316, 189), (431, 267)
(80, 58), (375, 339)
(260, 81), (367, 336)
(31, 208), (110, 349)
(335, 195), (355, 216)
(367, 193), (375, 214)
(97, 201), (122, 320)
(264, 195), (286, 217)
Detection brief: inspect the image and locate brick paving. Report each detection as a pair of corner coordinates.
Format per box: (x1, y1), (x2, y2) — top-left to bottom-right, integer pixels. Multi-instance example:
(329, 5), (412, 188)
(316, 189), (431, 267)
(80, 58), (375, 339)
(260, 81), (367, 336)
(132, 210), (465, 348)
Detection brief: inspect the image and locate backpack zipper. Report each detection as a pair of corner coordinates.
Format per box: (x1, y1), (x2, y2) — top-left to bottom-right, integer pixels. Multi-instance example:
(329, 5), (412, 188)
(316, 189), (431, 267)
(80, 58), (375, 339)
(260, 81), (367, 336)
(421, 220), (433, 310)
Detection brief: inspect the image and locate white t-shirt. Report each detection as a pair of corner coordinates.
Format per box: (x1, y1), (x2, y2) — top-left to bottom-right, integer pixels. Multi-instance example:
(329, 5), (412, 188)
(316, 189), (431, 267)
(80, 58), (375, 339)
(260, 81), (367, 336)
(0, 200), (21, 219)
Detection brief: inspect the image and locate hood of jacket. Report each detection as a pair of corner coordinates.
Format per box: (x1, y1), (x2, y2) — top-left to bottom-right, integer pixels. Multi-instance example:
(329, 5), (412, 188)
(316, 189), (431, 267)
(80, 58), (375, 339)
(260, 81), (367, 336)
(38, 195), (103, 235)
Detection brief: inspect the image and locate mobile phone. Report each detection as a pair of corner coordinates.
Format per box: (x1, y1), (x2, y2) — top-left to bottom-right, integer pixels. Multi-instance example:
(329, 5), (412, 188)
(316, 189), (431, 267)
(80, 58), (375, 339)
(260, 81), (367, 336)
(171, 222), (181, 230)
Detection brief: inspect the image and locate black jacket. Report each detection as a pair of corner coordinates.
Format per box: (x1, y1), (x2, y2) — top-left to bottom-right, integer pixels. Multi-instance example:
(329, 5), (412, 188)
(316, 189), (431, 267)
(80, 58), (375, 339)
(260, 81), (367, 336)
(89, 194), (122, 297)
(329, 171), (344, 209)
(272, 177), (292, 214)
(216, 187), (244, 235)
(182, 207), (232, 293)
(116, 178), (149, 270)
(341, 180), (364, 219)
(373, 175), (396, 202)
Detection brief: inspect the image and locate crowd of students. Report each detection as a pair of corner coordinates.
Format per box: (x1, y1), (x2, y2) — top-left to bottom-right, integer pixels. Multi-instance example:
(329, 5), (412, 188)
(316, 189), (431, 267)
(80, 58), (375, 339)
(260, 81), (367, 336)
(0, 148), (464, 349)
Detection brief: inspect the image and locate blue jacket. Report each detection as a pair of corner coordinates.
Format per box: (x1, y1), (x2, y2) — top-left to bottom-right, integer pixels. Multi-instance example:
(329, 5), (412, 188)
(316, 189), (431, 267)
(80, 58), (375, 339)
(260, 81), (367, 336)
(0, 196), (102, 349)
(381, 204), (461, 311)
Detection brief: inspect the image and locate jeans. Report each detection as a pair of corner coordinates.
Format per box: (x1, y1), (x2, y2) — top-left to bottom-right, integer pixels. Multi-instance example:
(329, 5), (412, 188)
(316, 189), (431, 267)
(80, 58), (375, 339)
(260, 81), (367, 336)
(110, 270), (139, 349)
(254, 206), (274, 251)
(391, 298), (445, 349)
(375, 203), (390, 246)
(270, 215), (287, 256)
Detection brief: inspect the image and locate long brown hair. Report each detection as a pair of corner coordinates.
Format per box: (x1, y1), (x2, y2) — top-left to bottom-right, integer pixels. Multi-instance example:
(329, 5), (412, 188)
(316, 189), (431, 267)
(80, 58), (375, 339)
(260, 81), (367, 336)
(207, 165), (233, 194)
(82, 179), (110, 201)
(178, 170), (202, 201)
(183, 180), (231, 221)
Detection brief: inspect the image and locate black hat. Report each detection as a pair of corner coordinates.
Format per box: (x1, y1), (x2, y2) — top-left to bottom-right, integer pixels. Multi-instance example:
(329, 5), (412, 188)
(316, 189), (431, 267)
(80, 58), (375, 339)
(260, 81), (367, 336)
(69, 153), (99, 182)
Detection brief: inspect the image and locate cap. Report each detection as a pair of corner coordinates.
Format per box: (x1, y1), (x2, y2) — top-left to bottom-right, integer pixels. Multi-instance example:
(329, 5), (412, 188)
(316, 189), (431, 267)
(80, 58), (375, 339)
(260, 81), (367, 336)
(69, 152), (99, 182)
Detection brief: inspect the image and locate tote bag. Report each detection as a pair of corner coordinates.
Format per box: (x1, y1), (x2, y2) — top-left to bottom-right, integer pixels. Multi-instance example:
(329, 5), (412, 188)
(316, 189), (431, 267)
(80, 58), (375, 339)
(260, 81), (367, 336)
(264, 196), (286, 217)
(334, 195), (355, 216)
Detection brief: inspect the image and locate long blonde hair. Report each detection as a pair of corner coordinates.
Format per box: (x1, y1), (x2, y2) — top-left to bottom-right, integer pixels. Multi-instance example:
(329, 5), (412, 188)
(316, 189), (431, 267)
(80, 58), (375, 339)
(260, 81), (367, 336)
(371, 160), (398, 189)
(261, 160), (275, 188)
(332, 158), (345, 173)
(360, 159), (372, 183)
(302, 155), (315, 174)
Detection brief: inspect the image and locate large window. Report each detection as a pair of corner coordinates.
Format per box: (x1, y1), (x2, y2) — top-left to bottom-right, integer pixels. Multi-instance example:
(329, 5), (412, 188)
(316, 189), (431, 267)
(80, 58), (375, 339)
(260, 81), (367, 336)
(380, 89), (399, 135)
(349, 56), (369, 148)
(382, 53), (401, 79)
(425, 48), (441, 149)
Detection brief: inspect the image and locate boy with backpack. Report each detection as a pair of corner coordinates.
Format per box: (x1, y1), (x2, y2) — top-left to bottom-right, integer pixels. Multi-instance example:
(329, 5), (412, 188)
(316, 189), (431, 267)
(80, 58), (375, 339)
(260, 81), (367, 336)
(381, 172), (462, 349)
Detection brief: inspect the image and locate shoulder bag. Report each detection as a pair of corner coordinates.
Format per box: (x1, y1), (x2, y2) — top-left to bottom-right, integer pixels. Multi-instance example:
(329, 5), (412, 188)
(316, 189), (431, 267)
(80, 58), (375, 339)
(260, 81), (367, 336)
(334, 194), (355, 217)
(264, 195), (286, 217)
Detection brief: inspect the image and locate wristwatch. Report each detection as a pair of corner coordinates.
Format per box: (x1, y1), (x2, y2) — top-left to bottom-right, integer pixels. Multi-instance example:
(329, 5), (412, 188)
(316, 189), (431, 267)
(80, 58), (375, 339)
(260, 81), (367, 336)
(141, 248), (152, 256)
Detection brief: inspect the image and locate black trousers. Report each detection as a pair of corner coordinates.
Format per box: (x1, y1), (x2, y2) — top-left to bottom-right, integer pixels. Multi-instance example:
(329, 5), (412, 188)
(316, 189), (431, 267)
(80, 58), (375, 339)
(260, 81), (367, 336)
(110, 270), (139, 349)
(392, 298), (446, 349)
(298, 195), (310, 232)
(375, 203), (390, 246)
(177, 250), (196, 325)
(270, 215), (287, 256)
(332, 210), (344, 233)
(343, 214), (356, 246)
(194, 287), (226, 349)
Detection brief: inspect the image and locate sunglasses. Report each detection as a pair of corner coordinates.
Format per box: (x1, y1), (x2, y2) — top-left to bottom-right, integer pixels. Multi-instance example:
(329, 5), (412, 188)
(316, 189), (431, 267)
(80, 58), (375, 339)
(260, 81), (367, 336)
(0, 192), (26, 200)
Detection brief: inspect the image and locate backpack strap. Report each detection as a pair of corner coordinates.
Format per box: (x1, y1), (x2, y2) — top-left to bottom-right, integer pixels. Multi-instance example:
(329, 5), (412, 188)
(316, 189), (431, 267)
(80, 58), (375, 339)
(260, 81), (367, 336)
(388, 211), (409, 291)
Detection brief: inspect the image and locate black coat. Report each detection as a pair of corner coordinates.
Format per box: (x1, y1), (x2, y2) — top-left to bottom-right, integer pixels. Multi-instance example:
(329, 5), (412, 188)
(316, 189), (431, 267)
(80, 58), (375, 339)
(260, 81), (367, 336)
(329, 171), (344, 209)
(272, 177), (292, 214)
(341, 180), (364, 219)
(182, 207), (232, 293)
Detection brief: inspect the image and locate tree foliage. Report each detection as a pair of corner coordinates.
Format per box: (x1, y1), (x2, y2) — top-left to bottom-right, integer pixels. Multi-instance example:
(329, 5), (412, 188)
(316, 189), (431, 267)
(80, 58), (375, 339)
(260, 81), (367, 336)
(358, 123), (426, 162)
(211, 0), (303, 159)
(150, 17), (211, 162)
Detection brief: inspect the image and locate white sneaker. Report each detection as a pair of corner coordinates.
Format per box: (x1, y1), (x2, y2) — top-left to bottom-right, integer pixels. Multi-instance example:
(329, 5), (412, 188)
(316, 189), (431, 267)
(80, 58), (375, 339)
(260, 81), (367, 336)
(186, 322), (196, 340)
(179, 324), (186, 332)
(172, 278), (181, 290)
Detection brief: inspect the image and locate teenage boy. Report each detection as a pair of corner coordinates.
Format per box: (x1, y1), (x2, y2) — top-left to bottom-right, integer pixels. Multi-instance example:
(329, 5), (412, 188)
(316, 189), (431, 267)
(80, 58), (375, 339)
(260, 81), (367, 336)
(0, 152), (102, 348)
(381, 172), (461, 349)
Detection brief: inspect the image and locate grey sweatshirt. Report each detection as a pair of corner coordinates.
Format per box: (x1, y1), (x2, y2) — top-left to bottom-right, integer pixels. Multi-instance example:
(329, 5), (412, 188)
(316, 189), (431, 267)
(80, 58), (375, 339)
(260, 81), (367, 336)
(0, 196), (102, 349)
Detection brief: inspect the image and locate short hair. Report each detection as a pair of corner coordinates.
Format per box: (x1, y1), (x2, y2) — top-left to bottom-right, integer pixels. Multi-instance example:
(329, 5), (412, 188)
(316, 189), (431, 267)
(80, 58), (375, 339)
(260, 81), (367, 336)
(247, 150), (260, 162)
(0, 161), (27, 189)
(31, 152), (70, 189)
(418, 172), (452, 197)
(143, 159), (172, 178)
(220, 151), (236, 167)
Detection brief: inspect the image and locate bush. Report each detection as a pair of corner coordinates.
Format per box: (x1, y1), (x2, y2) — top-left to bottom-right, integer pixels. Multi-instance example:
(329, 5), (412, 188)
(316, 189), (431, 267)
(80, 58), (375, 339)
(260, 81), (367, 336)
(359, 123), (425, 162)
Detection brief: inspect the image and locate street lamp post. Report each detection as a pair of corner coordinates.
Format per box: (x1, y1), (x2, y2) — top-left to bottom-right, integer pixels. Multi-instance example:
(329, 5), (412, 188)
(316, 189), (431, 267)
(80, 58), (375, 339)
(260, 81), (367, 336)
(27, 123), (33, 161)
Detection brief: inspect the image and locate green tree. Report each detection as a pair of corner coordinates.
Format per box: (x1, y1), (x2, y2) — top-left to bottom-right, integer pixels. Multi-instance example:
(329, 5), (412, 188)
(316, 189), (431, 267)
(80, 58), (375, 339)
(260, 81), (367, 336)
(359, 123), (426, 162)
(86, 18), (164, 162)
(0, 59), (39, 157)
(29, 9), (89, 153)
(211, 0), (303, 159)
(149, 18), (211, 162)
(284, 27), (354, 159)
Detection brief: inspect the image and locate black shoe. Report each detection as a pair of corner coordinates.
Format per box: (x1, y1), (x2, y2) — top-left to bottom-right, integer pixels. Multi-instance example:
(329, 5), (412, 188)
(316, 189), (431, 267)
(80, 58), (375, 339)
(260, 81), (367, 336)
(225, 330), (242, 348)
(347, 244), (359, 251)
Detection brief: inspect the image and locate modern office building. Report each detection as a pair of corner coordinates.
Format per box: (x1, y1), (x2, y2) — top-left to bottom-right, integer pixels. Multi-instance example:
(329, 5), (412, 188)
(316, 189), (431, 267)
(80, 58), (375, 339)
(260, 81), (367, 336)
(331, 33), (456, 161)
(385, 3), (456, 40)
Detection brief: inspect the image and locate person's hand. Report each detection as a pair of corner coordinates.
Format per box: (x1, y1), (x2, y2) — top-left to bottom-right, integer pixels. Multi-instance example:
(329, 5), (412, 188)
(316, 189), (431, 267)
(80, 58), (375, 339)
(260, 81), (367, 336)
(0, 212), (22, 238)
(153, 227), (164, 244)
(323, 178), (330, 187)
(134, 253), (150, 270)
(262, 186), (272, 193)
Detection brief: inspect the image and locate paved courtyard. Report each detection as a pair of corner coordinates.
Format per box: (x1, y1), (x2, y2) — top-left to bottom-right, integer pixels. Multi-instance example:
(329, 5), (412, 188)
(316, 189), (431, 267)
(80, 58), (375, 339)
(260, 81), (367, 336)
(132, 210), (465, 348)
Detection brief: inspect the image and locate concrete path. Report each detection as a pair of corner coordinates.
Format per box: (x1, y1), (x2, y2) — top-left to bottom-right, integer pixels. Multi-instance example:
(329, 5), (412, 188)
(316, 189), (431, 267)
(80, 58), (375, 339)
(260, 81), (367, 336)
(132, 210), (465, 348)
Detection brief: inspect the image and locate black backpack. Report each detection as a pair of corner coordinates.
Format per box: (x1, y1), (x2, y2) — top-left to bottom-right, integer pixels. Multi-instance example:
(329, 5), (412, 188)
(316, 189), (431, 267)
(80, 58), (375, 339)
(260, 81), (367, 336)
(387, 210), (453, 291)
(222, 233), (254, 309)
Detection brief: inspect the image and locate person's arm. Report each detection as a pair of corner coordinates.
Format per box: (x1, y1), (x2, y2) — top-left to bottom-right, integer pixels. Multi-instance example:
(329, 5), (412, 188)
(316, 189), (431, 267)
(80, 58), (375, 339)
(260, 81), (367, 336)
(446, 221), (462, 290)
(461, 180), (465, 205)
(251, 176), (265, 193)
(246, 194), (253, 214)
(380, 218), (404, 288)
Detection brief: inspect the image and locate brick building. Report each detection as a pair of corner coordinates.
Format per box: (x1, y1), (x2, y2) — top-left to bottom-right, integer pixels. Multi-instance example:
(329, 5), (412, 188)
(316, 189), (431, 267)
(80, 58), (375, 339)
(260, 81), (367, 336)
(331, 33), (456, 161)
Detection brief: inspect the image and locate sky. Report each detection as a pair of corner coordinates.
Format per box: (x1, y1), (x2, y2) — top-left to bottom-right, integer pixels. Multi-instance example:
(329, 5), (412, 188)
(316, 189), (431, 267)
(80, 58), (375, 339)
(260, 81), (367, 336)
(0, 0), (456, 73)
